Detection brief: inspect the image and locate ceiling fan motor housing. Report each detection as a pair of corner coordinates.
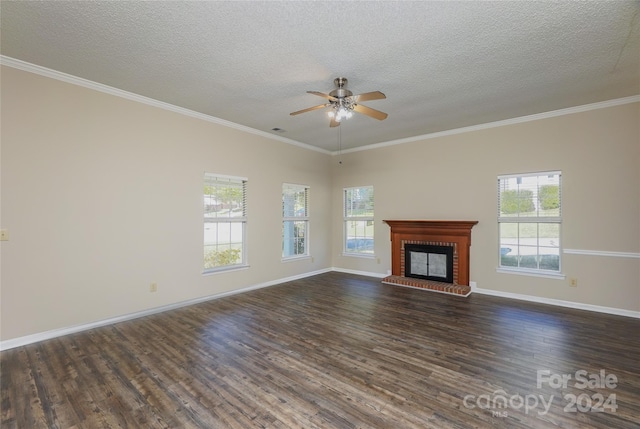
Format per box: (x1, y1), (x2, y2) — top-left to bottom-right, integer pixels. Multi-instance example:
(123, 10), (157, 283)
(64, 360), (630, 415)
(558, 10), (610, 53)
(329, 77), (353, 98)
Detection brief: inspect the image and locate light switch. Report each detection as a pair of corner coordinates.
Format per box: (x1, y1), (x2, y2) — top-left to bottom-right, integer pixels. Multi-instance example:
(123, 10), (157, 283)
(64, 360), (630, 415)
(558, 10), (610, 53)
(0, 229), (8, 241)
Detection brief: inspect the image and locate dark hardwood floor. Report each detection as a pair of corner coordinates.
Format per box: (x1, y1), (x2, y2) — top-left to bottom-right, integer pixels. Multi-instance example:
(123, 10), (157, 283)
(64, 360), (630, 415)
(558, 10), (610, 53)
(2, 272), (639, 428)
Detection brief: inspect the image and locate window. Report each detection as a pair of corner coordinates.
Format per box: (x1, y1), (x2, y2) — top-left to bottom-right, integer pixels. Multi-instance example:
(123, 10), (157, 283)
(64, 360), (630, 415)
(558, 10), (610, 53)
(498, 171), (561, 275)
(344, 186), (374, 255)
(282, 183), (309, 259)
(203, 174), (247, 272)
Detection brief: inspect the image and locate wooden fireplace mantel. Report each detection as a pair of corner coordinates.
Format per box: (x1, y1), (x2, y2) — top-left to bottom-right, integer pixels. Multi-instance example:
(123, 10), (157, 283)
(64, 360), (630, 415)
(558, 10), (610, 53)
(383, 220), (478, 286)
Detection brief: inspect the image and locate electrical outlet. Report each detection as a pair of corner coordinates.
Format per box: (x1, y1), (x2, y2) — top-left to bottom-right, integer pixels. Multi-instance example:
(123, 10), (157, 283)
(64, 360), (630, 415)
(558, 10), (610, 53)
(0, 229), (8, 241)
(150, 282), (158, 292)
(569, 278), (578, 287)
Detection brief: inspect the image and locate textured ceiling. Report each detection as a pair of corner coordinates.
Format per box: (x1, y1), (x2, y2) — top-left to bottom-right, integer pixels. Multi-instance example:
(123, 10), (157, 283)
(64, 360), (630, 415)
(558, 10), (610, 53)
(1, 1), (639, 152)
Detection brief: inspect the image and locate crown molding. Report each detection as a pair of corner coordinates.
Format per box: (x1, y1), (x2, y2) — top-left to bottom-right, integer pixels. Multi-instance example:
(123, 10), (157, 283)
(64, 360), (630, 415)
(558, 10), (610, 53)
(0, 56), (332, 155)
(335, 94), (640, 155)
(2, 55), (636, 158)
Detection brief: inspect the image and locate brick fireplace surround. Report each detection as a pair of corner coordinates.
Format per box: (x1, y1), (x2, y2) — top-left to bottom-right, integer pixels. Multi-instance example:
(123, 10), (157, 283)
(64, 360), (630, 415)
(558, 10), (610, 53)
(382, 220), (478, 297)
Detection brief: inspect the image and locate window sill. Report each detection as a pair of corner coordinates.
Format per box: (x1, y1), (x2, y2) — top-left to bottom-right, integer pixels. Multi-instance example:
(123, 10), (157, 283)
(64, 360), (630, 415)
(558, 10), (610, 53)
(342, 252), (376, 259)
(496, 267), (565, 280)
(281, 255), (311, 263)
(202, 265), (249, 276)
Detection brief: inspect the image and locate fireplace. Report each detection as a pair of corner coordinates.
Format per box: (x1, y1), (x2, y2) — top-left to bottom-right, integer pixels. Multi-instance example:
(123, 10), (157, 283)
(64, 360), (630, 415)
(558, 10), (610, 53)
(405, 244), (454, 283)
(383, 220), (478, 296)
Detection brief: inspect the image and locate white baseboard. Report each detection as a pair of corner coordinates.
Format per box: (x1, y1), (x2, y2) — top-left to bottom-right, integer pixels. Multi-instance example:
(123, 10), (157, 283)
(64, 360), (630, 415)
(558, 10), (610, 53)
(473, 287), (640, 319)
(331, 267), (387, 278)
(0, 268), (332, 351)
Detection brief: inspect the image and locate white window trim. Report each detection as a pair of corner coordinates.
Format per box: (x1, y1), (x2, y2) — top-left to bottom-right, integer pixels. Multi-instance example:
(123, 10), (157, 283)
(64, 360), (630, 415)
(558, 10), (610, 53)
(342, 251), (377, 259)
(281, 255), (312, 263)
(202, 265), (250, 276)
(497, 170), (562, 181)
(282, 183), (310, 260)
(497, 171), (563, 277)
(343, 185), (375, 257)
(496, 267), (566, 280)
(203, 173), (248, 274)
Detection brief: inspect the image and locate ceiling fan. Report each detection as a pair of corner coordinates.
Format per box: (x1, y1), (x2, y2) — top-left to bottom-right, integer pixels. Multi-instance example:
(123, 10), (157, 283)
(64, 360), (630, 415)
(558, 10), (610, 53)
(290, 77), (387, 127)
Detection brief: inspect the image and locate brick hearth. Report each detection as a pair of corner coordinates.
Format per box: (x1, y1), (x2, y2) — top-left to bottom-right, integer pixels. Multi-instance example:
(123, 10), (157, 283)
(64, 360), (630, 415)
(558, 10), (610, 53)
(381, 275), (471, 296)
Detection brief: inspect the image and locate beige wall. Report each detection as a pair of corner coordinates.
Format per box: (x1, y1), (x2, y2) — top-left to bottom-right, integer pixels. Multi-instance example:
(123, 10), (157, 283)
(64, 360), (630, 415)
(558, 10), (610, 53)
(332, 102), (640, 311)
(0, 66), (333, 341)
(2, 65), (638, 343)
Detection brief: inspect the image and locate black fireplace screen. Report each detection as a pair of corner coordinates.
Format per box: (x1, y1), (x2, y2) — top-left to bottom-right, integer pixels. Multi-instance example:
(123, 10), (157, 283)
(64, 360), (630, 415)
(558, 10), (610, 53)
(404, 244), (454, 283)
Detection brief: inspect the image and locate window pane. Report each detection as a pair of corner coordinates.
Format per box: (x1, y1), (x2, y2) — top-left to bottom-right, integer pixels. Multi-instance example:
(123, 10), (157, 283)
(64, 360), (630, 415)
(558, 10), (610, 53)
(283, 220), (307, 257)
(539, 222), (560, 271)
(518, 246), (539, 269)
(538, 181), (560, 217)
(345, 187), (374, 217)
(500, 253), (519, 267)
(204, 221), (244, 269)
(540, 223), (560, 242)
(539, 254), (560, 271)
(204, 177), (245, 219)
(283, 186), (307, 217)
(518, 222), (538, 249)
(515, 225), (541, 269)
(499, 186), (535, 217)
(499, 223), (518, 247)
(499, 173), (560, 218)
(345, 220), (374, 253)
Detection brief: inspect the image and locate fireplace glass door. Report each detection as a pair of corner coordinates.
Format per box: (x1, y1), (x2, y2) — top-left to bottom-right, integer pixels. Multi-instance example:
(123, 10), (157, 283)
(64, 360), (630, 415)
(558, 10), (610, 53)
(404, 244), (454, 283)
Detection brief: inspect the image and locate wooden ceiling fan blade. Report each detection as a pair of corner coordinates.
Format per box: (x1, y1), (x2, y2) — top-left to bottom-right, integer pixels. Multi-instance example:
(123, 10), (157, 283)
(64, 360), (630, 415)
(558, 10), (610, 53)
(308, 91), (338, 102)
(353, 91), (386, 102)
(329, 117), (341, 127)
(353, 104), (388, 120)
(290, 104), (328, 116)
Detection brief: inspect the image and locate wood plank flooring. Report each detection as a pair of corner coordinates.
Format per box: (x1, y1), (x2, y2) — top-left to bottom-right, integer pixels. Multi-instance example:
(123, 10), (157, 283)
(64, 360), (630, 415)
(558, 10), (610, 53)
(2, 272), (639, 428)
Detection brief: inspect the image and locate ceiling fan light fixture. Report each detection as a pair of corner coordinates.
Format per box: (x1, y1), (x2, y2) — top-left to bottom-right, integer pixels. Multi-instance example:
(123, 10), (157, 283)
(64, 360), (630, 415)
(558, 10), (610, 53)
(336, 107), (353, 121)
(328, 102), (354, 122)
